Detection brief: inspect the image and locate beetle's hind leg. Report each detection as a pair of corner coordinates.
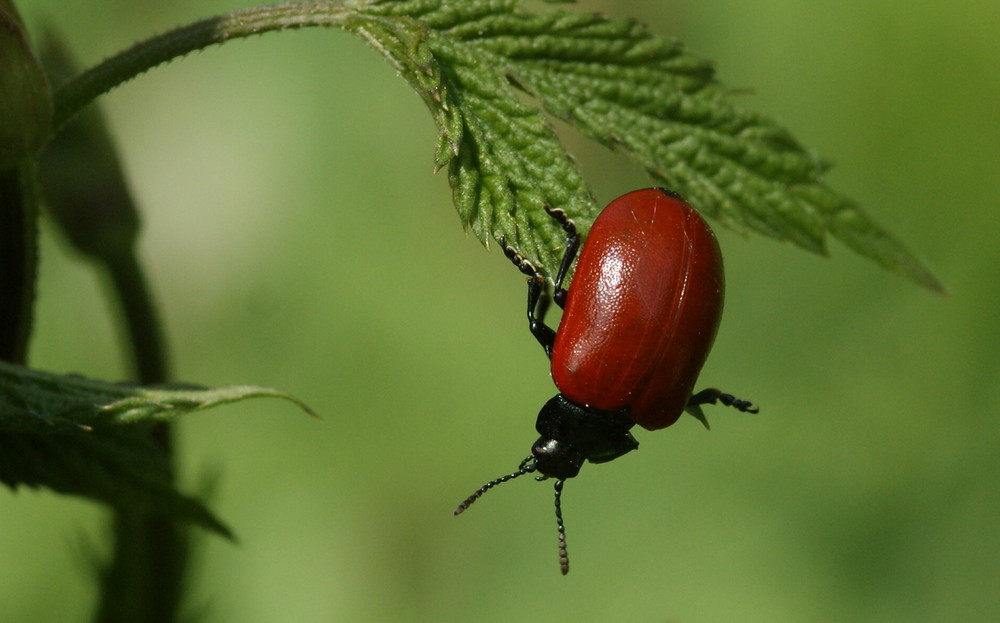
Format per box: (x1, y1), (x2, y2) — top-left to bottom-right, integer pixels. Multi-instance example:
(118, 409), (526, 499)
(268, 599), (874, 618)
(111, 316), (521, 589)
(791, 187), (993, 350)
(686, 388), (759, 429)
(543, 207), (580, 308)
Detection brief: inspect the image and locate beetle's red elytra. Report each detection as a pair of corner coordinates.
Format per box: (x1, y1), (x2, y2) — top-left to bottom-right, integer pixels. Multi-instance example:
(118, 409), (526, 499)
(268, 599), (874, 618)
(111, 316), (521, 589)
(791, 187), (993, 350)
(455, 188), (758, 575)
(552, 187), (725, 430)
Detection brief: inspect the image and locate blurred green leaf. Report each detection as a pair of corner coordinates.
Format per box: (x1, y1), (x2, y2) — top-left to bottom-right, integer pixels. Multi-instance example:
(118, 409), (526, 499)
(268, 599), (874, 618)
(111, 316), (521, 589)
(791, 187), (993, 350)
(0, 361), (316, 536)
(0, 428), (235, 538)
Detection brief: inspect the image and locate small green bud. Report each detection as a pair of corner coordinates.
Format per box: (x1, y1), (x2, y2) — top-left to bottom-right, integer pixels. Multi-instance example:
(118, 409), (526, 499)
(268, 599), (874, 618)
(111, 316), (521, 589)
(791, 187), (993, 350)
(0, 1), (53, 165)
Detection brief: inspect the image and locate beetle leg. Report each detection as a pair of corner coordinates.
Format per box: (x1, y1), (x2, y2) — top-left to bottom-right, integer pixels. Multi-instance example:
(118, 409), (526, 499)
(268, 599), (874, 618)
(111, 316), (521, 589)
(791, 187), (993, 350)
(501, 238), (557, 356)
(688, 388), (759, 414)
(544, 207), (579, 309)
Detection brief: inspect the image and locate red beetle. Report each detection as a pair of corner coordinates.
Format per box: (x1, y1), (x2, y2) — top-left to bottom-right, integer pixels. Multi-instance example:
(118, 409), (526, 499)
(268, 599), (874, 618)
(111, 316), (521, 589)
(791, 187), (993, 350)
(455, 188), (757, 574)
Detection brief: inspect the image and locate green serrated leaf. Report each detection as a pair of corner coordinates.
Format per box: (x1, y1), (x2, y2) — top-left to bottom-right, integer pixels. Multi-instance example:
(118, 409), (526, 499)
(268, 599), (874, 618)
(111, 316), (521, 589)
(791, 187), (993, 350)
(359, 0), (941, 289)
(104, 384), (319, 424)
(795, 184), (945, 292)
(47, 0), (943, 289)
(439, 2), (831, 246)
(0, 361), (316, 535)
(0, 360), (316, 432)
(343, 12), (464, 169)
(356, 0), (597, 274)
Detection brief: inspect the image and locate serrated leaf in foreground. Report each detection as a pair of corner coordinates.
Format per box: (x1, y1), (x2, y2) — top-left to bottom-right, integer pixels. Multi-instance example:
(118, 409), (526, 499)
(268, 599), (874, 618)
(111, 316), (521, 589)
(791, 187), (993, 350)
(0, 361), (317, 536)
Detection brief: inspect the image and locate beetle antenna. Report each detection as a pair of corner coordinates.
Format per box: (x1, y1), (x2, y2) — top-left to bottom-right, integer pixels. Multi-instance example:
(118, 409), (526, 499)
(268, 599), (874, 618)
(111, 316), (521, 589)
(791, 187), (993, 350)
(454, 456), (536, 515)
(553, 478), (570, 575)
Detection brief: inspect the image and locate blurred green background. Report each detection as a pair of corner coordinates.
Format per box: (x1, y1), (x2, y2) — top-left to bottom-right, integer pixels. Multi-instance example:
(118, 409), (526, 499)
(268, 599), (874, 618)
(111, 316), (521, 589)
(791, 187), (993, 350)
(6, 0), (999, 621)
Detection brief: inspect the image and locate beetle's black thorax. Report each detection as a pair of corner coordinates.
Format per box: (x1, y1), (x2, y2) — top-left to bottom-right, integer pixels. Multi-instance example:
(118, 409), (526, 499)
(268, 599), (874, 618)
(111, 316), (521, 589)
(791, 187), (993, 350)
(531, 394), (639, 479)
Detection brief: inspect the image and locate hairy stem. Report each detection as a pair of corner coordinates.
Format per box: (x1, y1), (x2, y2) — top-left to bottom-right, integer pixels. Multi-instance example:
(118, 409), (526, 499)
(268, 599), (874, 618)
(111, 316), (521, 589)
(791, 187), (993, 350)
(107, 251), (168, 386)
(95, 246), (180, 623)
(0, 162), (38, 364)
(53, 2), (352, 132)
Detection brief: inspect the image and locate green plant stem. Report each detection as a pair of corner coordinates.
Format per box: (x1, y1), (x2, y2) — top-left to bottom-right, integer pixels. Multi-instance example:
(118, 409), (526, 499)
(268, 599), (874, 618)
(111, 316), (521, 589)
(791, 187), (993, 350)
(53, 2), (352, 133)
(94, 497), (187, 623)
(107, 250), (168, 386)
(95, 247), (181, 623)
(0, 162), (38, 364)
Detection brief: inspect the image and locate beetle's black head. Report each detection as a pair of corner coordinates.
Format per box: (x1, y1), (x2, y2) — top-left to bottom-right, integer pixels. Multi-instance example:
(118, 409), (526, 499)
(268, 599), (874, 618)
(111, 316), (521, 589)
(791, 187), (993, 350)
(453, 455), (571, 574)
(531, 436), (584, 479)
(531, 394), (639, 480)
(453, 394), (639, 574)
